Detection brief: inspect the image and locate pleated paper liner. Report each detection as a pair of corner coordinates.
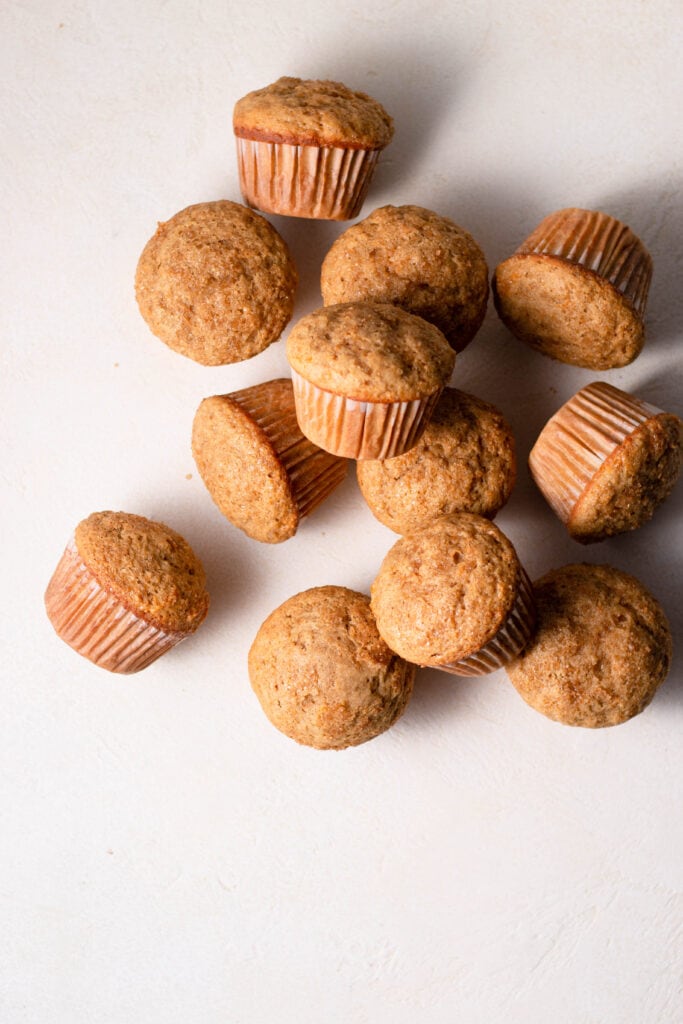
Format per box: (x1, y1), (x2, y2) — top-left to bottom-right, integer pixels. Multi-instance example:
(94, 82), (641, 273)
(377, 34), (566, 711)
(227, 379), (348, 519)
(516, 208), (652, 316)
(528, 381), (663, 524)
(44, 538), (188, 674)
(290, 369), (443, 460)
(235, 137), (380, 220)
(434, 567), (537, 677)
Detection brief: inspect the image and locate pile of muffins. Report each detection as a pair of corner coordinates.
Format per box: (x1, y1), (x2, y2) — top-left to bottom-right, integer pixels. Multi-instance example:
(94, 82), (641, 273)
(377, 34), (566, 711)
(45, 76), (682, 747)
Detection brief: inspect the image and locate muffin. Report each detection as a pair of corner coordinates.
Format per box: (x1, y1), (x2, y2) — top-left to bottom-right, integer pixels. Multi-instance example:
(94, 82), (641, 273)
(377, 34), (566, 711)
(248, 586), (415, 749)
(45, 512), (209, 673)
(286, 301), (455, 460)
(233, 77), (393, 221)
(321, 205), (489, 351)
(357, 387), (516, 533)
(493, 208), (652, 369)
(529, 381), (682, 543)
(370, 513), (536, 676)
(191, 378), (348, 544)
(135, 200), (297, 365)
(506, 564), (672, 727)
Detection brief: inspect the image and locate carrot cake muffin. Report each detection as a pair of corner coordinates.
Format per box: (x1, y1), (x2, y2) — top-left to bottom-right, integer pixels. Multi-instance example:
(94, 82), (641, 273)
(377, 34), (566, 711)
(493, 207), (652, 369)
(356, 387), (516, 534)
(135, 200), (297, 365)
(248, 585), (415, 749)
(506, 563), (672, 727)
(191, 378), (348, 544)
(370, 513), (535, 676)
(233, 76), (394, 220)
(286, 301), (455, 460)
(45, 512), (209, 673)
(321, 205), (489, 351)
(529, 381), (682, 543)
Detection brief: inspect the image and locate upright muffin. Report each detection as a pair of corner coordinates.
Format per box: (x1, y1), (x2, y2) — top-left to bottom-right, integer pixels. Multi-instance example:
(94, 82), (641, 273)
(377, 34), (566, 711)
(248, 586), (415, 749)
(233, 76), (394, 220)
(321, 205), (489, 352)
(370, 513), (535, 676)
(529, 381), (682, 543)
(135, 200), (297, 365)
(45, 512), (209, 673)
(286, 301), (455, 460)
(192, 378), (348, 544)
(356, 387), (516, 534)
(506, 564), (672, 727)
(493, 208), (652, 369)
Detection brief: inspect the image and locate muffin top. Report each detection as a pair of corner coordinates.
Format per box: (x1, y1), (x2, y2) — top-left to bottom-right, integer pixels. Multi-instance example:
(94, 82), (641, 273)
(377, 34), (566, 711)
(370, 513), (523, 667)
(357, 388), (516, 533)
(286, 301), (455, 402)
(506, 564), (672, 727)
(321, 205), (489, 351)
(233, 76), (394, 149)
(135, 200), (297, 366)
(74, 512), (209, 634)
(248, 586), (415, 749)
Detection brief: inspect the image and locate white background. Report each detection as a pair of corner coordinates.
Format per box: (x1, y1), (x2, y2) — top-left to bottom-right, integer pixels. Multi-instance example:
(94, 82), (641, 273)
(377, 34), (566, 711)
(2, 1), (682, 1021)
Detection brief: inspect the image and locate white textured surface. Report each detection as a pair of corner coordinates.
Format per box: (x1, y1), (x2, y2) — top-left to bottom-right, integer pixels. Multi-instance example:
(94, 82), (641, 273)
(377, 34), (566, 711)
(2, 2), (682, 1021)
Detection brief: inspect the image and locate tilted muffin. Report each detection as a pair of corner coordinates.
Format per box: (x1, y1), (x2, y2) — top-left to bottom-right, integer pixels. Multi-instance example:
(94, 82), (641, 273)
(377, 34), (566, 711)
(286, 301), (455, 460)
(45, 512), (209, 673)
(529, 381), (682, 543)
(234, 76), (394, 220)
(135, 200), (297, 365)
(321, 205), (489, 352)
(357, 387), (516, 534)
(248, 586), (415, 749)
(191, 378), (348, 544)
(506, 564), (672, 728)
(493, 208), (652, 369)
(370, 513), (535, 676)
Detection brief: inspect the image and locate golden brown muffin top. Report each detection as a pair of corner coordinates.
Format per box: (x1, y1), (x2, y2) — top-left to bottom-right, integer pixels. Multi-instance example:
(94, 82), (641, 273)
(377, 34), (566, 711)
(506, 564), (672, 727)
(135, 200), (297, 366)
(75, 512), (209, 633)
(286, 301), (455, 401)
(321, 205), (489, 351)
(233, 76), (394, 149)
(357, 388), (516, 533)
(248, 586), (414, 749)
(370, 513), (522, 667)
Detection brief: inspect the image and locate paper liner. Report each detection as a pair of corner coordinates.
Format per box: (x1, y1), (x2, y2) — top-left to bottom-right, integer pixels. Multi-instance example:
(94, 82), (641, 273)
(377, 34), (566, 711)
(529, 381), (663, 523)
(434, 567), (536, 677)
(44, 538), (188, 673)
(235, 137), (380, 220)
(227, 380), (348, 518)
(516, 208), (652, 315)
(290, 370), (442, 460)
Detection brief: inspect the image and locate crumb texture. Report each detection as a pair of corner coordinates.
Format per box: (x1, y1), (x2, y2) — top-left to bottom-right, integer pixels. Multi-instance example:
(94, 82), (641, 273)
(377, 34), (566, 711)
(506, 563), (672, 727)
(75, 512), (209, 633)
(321, 205), (489, 351)
(248, 586), (414, 749)
(233, 76), (394, 148)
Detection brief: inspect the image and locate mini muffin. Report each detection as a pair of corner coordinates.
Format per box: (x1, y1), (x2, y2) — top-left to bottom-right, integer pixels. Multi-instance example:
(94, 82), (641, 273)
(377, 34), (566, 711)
(529, 381), (682, 543)
(45, 512), (209, 673)
(493, 208), (652, 369)
(286, 301), (455, 460)
(135, 200), (297, 365)
(191, 378), (348, 544)
(370, 513), (535, 676)
(357, 387), (516, 533)
(321, 205), (489, 351)
(506, 564), (672, 728)
(233, 76), (394, 220)
(248, 586), (415, 749)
